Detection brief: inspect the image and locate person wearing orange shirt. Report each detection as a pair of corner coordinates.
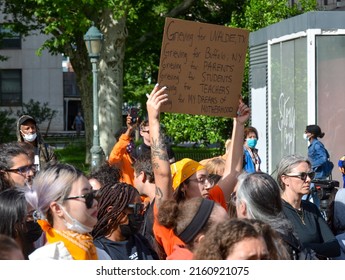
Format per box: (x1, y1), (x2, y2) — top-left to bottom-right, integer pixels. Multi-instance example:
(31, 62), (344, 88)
(108, 115), (137, 185)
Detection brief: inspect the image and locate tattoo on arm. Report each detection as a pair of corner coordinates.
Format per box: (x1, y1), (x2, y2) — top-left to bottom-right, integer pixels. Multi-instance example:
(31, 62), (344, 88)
(155, 185), (164, 201)
(150, 136), (169, 169)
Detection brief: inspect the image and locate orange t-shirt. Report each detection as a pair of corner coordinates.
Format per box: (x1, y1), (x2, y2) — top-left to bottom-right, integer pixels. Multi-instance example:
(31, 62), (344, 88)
(153, 185), (227, 257)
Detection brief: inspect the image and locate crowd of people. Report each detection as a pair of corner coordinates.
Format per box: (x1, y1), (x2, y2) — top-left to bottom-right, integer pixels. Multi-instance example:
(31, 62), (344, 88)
(0, 84), (344, 260)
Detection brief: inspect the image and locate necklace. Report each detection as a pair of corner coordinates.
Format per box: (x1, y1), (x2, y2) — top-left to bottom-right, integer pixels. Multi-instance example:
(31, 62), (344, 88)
(294, 208), (306, 225)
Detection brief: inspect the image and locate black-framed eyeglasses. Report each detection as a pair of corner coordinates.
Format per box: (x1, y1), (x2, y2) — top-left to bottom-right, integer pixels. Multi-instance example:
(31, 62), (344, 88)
(284, 171), (315, 182)
(127, 203), (145, 216)
(188, 176), (215, 189)
(5, 164), (36, 175)
(64, 190), (99, 209)
(141, 130), (149, 134)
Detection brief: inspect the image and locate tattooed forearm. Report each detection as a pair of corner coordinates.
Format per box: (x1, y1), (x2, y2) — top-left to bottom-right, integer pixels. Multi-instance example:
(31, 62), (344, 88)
(150, 137), (169, 163)
(155, 185), (164, 201)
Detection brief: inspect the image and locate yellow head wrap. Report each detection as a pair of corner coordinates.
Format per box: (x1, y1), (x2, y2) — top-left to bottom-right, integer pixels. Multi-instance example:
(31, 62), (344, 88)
(170, 158), (205, 190)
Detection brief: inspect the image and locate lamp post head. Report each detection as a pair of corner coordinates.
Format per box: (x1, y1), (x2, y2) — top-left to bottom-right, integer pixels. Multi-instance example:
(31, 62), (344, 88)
(84, 24), (104, 59)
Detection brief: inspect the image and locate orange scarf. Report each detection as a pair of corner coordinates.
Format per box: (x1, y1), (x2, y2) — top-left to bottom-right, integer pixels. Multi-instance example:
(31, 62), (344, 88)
(38, 219), (98, 260)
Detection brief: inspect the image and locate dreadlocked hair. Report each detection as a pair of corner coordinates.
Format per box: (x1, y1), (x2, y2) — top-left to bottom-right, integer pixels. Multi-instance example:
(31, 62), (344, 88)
(92, 182), (139, 239)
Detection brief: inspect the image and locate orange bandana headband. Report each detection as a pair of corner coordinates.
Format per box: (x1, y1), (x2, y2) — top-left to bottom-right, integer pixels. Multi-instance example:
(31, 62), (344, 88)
(170, 158), (205, 190)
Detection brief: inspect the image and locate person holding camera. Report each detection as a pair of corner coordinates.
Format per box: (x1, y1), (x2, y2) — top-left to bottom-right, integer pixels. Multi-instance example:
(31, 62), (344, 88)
(108, 114), (138, 185)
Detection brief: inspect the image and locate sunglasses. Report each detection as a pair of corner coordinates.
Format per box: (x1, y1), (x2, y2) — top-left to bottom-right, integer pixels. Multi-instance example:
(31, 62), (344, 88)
(284, 171), (315, 182)
(188, 176), (215, 189)
(127, 203), (145, 216)
(64, 190), (99, 209)
(5, 164), (36, 175)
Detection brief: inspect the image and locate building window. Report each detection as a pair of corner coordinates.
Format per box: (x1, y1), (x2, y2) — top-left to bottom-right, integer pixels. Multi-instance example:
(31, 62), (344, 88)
(0, 25), (21, 49)
(0, 70), (22, 106)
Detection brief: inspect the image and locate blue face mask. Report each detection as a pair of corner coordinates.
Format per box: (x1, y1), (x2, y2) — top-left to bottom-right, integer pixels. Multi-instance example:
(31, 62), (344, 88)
(246, 138), (258, 149)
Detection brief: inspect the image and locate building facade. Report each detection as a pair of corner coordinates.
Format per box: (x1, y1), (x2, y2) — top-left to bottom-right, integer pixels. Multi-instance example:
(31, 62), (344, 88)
(0, 13), (82, 133)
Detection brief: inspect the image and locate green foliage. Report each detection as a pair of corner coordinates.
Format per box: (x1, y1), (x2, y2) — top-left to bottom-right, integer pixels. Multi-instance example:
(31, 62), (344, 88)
(230, 0), (317, 103)
(0, 110), (16, 143)
(173, 145), (222, 162)
(231, 0), (318, 31)
(161, 113), (231, 147)
(1, 0), (318, 149)
(54, 142), (90, 174)
(16, 99), (57, 125)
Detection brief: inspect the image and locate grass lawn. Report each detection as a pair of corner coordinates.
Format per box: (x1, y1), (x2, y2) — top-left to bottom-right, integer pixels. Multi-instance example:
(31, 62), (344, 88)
(53, 141), (90, 174)
(51, 137), (223, 174)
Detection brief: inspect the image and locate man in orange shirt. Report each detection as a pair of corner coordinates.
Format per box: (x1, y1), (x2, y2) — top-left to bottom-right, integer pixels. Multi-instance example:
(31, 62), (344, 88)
(108, 115), (137, 185)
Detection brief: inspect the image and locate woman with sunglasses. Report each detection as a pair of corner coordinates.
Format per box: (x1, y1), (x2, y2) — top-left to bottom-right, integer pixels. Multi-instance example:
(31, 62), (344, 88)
(0, 141), (36, 191)
(92, 182), (159, 260)
(25, 163), (110, 260)
(277, 154), (340, 259)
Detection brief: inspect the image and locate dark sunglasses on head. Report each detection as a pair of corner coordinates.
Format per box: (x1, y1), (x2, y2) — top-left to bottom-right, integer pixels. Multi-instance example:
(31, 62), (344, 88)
(64, 190), (99, 209)
(284, 171), (315, 181)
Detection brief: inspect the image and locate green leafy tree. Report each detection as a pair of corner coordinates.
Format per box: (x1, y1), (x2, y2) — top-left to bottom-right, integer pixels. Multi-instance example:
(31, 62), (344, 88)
(161, 113), (231, 147)
(0, 110), (16, 143)
(1, 0), (318, 162)
(231, 0), (318, 32)
(1, 0), (237, 162)
(229, 0), (317, 105)
(17, 99), (56, 125)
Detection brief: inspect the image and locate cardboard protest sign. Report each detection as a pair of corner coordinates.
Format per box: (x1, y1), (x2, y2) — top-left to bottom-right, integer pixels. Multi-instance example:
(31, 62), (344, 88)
(158, 17), (249, 117)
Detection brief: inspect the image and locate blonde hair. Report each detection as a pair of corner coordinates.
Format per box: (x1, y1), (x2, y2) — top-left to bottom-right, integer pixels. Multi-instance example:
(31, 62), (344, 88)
(204, 157), (226, 176)
(25, 163), (83, 226)
(225, 139), (232, 154)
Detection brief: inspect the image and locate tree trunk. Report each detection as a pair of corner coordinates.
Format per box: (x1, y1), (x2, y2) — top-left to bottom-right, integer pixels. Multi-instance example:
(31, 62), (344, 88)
(66, 11), (127, 166)
(98, 11), (127, 158)
(67, 37), (93, 166)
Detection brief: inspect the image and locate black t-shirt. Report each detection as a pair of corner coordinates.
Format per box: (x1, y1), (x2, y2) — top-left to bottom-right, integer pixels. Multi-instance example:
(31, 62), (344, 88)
(282, 200), (340, 258)
(94, 234), (159, 260)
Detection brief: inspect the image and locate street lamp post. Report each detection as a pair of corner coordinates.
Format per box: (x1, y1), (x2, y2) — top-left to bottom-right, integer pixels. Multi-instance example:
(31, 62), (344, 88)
(84, 24), (104, 171)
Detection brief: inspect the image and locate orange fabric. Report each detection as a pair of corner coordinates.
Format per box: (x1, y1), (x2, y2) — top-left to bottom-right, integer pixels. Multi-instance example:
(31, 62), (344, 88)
(170, 158), (205, 190)
(108, 134), (134, 185)
(38, 220), (98, 260)
(209, 185), (227, 210)
(166, 245), (194, 260)
(153, 203), (185, 257)
(153, 187), (227, 257)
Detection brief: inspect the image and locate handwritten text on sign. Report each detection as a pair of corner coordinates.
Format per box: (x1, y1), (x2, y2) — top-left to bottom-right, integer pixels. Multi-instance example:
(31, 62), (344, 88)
(158, 18), (249, 117)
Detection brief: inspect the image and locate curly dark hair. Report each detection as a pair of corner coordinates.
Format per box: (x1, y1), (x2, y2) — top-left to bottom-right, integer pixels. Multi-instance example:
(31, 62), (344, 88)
(88, 161), (121, 188)
(91, 182), (139, 239)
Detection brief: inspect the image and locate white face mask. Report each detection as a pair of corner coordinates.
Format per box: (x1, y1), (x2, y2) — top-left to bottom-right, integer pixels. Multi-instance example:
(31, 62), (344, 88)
(22, 132), (37, 142)
(59, 205), (93, 234)
(303, 133), (309, 141)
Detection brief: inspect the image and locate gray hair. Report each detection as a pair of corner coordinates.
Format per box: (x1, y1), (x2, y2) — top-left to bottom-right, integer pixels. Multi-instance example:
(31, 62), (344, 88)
(25, 163), (83, 225)
(276, 154), (311, 191)
(236, 172), (294, 236)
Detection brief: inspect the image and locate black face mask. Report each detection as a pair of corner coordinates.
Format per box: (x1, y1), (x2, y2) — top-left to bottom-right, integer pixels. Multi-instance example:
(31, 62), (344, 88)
(24, 221), (43, 243)
(119, 214), (143, 238)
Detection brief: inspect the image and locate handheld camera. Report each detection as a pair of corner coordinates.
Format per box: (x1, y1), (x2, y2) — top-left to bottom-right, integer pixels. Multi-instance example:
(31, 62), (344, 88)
(128, 107), (139, 124)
